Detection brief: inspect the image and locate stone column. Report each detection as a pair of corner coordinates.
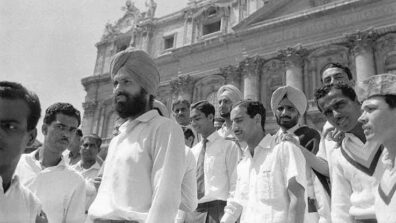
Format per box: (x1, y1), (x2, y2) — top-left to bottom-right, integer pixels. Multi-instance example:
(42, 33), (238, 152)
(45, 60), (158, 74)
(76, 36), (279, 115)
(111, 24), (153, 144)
(81, 100), (98, 135)
(170, 75), (195, 102)
(219, 65), (241, 90)
(346, 29), (378, 83)
(278, 46), (307, 91)
(240, 56), (263, 100)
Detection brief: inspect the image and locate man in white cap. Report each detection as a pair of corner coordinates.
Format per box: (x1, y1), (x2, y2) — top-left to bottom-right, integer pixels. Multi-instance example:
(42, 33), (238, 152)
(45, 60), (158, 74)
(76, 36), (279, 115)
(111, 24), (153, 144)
(216, 84), (243, 139)
(357, 73), (396, 223)
(87, 49), (186, 223)
(271, 85), (331, 223)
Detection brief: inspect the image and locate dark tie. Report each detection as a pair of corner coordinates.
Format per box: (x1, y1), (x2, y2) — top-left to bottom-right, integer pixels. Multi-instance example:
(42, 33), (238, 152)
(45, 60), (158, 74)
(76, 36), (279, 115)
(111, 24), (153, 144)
(196, 138), (208, 200)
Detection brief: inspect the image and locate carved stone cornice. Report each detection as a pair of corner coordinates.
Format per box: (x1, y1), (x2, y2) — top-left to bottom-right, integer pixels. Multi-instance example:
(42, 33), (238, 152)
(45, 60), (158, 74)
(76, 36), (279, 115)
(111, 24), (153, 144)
(278, 45), (308, 68)
(345, 28), (379, 56)
(219, 65), (241, 84)
(239, 56), (264, 77)
(170, 75), (195, 95)
(375, 33), (395, 53)
(82, 100), (98, 115)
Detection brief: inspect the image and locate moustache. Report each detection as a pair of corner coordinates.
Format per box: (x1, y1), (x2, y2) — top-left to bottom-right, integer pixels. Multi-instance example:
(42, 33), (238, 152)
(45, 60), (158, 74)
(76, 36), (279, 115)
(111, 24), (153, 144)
(60, 137), (69, 143)
(280, 115), (292, 119)
(115, 92), (129, 98)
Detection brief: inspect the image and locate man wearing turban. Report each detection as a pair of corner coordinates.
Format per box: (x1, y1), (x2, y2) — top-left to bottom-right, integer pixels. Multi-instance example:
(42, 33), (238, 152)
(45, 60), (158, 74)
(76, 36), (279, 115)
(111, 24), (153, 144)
(271, 85), (331, 223)
(216, 84), (243, 138)
(87, 49), (186, 223)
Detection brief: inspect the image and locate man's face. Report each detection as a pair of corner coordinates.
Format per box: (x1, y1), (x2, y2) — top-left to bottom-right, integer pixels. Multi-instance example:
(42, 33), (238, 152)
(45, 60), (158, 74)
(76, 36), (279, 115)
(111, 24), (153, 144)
(80, 137), (100, 163)
(190, 109), (213, 135)
(317, 89), (361, 132)
(322, 67), (352, 86)
(275, 97), (300, 130)
(0, 98), (35, 173)
(173, 103), (190, 126)
(359, 96), (396, 144)
(218, 96), (233, 119)
(68, 133), (82, 153)
(42, 113), (79, 154)
(113, 69), (148, 119)
(231, 106), (257, 142)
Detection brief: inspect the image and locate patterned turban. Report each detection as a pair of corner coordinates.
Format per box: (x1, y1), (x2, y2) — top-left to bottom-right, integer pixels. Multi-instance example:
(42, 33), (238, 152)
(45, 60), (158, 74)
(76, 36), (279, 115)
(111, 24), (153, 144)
(356, 73), (396, 102)
(110, 48), (160, 96)
(153, 99), (169, 118)
(271, 85), (307, 116)
(216, 84), (243, 105)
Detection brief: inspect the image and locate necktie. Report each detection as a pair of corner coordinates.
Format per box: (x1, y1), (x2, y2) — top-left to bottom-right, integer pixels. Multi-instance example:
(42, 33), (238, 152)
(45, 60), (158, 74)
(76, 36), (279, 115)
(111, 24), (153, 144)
(196, 138), (208, 200)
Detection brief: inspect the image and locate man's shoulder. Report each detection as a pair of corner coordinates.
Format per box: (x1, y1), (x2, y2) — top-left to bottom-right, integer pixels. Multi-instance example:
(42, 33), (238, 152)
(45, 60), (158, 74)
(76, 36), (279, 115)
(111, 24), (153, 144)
(58, 166), (86, 184)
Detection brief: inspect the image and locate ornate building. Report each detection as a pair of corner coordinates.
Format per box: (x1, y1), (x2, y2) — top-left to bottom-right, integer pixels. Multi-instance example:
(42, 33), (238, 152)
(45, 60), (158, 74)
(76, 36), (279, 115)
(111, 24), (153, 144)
(81, 0), (396, 146)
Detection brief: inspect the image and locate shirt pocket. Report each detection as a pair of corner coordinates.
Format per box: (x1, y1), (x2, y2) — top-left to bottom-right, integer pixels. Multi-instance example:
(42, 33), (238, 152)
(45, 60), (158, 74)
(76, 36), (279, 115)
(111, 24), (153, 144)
(256, 169), (273, 201)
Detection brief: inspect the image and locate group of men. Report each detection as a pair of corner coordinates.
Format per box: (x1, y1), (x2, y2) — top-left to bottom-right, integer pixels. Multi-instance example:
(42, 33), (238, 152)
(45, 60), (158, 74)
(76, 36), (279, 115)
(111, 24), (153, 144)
(1, 47), (396, 223)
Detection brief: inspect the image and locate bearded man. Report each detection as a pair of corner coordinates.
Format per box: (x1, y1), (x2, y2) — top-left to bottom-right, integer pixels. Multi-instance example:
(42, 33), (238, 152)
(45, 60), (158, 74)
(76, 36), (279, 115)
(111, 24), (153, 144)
(87, 49), (186, 223)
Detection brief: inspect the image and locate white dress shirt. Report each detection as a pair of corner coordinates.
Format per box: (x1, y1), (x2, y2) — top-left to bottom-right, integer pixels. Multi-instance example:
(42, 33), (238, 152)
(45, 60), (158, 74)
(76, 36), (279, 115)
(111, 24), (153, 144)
(175, 147), (198, 223)
(331, 133), (385, 223)
(317, 121), (340, 180)
(88, 110), (186, 223)
(0, 175), (42, 223)
(15, 150), (86, 223)
(221, 134), (307, 223)
(276, 127), (331, 223)
(191, 131), (239, 204)
(375, 149), (396, 223)
(72, 161), (101, 213)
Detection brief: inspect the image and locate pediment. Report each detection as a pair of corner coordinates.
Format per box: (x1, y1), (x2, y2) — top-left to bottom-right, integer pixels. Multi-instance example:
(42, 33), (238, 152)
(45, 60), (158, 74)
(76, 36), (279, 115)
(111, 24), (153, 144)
(233, 0), (318, 31)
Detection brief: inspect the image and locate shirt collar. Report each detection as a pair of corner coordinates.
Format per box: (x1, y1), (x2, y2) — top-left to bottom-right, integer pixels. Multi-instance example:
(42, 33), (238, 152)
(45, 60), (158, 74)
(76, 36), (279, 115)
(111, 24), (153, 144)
(77, 161), (101, 171)
(31, 148), (66, 170)
(276, 124), (300, 136)
(257, 134), (275, 150)
(0, 175), (19, 194)
(119, 110), (159, 133)
(206, 130), (220, 142)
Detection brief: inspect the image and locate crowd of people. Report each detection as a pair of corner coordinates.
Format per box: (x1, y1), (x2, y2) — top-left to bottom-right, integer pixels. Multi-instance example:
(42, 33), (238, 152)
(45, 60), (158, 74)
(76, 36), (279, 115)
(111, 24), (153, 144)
(1, 48), (395, 223)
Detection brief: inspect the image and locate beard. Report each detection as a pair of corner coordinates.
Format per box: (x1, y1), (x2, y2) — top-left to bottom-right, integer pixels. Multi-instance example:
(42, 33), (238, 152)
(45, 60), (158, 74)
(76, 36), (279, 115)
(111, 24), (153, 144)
(276, 115), (299, 130)
(114, 89), (147, 119)
(219, 112), (230, 119)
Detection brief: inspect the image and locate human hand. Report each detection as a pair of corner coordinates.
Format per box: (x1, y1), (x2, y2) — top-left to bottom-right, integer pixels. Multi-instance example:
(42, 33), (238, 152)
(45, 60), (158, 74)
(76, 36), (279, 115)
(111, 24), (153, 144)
(280, 133), (299, 145)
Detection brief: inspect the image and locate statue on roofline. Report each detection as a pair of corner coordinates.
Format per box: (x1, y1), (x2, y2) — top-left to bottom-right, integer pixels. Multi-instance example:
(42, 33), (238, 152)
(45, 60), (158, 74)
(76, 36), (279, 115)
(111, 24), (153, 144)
(145, 0), (157, 18)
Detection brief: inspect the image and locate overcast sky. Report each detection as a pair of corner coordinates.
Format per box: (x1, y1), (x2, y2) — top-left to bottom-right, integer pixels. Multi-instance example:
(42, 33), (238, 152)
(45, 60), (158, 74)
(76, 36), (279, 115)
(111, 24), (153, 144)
(0, 0), (187, 141)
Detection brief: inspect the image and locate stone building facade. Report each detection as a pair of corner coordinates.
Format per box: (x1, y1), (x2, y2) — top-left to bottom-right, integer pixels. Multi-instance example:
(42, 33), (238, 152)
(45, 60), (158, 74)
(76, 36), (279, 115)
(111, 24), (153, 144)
(81, 0), (396, 146)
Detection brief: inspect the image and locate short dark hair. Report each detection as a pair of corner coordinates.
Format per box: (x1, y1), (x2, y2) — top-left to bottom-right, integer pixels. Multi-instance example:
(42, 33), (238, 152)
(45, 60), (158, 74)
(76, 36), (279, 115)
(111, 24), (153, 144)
(314, 82), (358, 112)
(171, 99), (190, 112)
(183, 127), (195, 141)
(233, 100), (266, 131)
(320, 63), (353, 82)
(0, 81), (41, 131)
(190, 100), (215, 117)
(82, 134), (102, 148)
(384, 94), (396, 109)
(44, 103), (81, 126)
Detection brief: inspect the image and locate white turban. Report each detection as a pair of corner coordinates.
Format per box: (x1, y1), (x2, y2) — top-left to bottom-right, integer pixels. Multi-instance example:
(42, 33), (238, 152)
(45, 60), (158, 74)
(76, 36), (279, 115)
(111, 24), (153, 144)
(110, 48), (160, 96)
(271, 85), (307, 116)
(217, 84), (243, 105)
